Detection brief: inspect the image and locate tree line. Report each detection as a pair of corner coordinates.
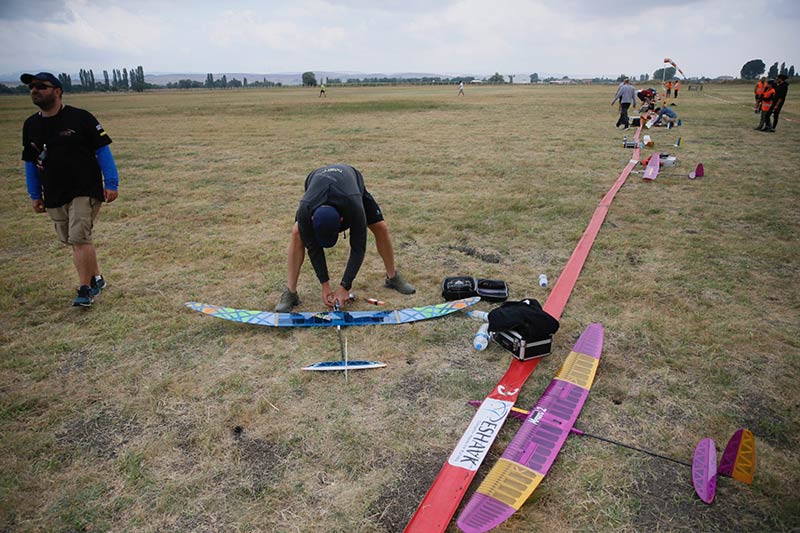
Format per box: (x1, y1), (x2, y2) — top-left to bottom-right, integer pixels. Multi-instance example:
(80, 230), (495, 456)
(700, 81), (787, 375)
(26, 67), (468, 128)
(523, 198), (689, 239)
(60, 66), (147, 92)
(740, 59), (797, 80)
(4, 60), (795, 96)
(177, 73), (282, 89)
(0, 66), (148, 94)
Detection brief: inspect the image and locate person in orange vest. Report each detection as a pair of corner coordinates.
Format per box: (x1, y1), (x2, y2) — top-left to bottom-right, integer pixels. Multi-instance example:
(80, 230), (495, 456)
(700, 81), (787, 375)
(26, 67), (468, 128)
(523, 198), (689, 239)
(754, 77), (767, 113)
(665, 80), (673, 98)
(673, 80), (681, 98)
(755, 80), (776, 132)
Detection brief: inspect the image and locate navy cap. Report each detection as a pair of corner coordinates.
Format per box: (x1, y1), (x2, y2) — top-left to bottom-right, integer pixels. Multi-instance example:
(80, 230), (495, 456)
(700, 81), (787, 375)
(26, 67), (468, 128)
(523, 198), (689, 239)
(312, 205), (340, 248)
(20, 72), (62, 89)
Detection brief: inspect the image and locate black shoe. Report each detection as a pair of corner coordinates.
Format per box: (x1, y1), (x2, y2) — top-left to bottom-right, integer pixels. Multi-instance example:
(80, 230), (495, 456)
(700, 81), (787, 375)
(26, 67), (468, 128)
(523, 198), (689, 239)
(72, 285), (94, 307)
(385, 272), (416, 295)
(90, 275), (106, 297)
(275, 288), (300, 312)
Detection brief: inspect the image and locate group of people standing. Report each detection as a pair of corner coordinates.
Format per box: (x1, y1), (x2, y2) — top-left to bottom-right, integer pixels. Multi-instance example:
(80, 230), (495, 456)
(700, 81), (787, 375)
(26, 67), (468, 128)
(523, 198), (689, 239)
(611, 78), (681, 129)
(754, 75), (789, 132)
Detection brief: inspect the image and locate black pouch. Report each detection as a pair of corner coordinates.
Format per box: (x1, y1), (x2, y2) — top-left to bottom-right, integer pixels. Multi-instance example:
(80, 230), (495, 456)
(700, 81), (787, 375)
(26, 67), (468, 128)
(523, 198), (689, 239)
(442, 276), (478, 300)
(476, 279), (509, 302)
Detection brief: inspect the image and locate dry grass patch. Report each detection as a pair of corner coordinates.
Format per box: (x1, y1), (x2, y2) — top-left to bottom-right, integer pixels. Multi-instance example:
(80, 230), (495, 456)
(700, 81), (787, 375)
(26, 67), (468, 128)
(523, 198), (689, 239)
(1, 83), (798, 531)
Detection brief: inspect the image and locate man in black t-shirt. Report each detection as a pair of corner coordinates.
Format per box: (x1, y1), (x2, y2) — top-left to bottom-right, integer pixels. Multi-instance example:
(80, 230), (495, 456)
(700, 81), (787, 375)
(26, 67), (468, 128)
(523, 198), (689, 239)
(276, 164), (415, 311)
(772, 74), (789, 130)
(20, 72), (120, 307)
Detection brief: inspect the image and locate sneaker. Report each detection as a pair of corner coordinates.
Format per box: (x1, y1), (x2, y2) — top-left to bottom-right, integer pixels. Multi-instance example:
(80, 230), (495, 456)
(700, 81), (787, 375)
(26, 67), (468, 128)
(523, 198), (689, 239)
(275, 288), (300, 312)
(385, 272), (416, 295)
(72, 285), (94, 307)
(90, 275), (106, 297)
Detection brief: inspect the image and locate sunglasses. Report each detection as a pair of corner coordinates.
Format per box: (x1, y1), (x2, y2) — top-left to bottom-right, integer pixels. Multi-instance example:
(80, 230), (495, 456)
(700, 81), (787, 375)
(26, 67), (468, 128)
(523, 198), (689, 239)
(29, 83), (55, 91)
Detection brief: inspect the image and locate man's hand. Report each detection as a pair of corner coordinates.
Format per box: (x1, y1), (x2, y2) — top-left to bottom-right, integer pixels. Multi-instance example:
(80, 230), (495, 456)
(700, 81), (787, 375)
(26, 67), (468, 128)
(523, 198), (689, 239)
(321, 282), (353, 308)
(104, 189), (118, 203)
(333, 286), (351, 308)
(31, 199), (46, 213)
(321, 282), (335, 308)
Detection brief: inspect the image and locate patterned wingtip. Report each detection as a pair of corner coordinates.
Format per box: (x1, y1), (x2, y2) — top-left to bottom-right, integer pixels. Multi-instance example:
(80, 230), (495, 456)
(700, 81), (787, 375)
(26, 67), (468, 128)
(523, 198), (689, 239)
(572, 323), (604, 358)
(457, 493), (516, 533)
(692, 438), (718, 504)
(719, 428), (755, 485)
(185, 302), (221, 315)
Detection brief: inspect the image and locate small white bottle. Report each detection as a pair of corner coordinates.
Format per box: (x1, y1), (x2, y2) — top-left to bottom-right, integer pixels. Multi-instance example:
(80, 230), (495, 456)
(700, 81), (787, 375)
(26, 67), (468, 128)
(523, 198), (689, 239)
(467, 310), (489, 322)
(473, 323), (490, 351)
(538, 274), (548, 288)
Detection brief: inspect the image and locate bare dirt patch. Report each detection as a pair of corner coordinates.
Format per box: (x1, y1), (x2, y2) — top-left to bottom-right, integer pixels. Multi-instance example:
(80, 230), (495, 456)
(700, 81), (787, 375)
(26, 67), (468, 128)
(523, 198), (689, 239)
(368, 449), (449, 531)
(56, 404), (140, 460)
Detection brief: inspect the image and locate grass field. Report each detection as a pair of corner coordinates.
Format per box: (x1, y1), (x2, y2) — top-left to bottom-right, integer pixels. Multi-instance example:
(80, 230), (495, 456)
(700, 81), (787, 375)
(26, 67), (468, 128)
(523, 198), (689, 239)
(1, 83), (798, 532)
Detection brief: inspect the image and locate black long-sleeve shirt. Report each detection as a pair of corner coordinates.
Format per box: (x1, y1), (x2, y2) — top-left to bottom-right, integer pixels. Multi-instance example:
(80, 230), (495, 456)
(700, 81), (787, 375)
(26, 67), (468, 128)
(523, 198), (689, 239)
(296, 165), (368, 289)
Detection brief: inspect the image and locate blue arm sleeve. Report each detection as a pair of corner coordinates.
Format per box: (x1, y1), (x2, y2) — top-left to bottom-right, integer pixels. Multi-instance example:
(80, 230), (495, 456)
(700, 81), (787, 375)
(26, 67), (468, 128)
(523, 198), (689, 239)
(25, 161), (42, 200)
(95, 145), (119, 190)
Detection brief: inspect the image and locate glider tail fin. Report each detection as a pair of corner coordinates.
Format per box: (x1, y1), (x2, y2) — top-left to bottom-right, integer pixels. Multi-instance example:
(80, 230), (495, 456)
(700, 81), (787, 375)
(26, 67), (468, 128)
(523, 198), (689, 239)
(718, 428), (756, 485)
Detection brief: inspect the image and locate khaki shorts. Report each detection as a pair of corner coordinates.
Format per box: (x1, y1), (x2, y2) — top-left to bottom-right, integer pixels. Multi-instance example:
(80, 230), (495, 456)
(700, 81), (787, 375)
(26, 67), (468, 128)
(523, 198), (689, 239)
(47, 197), (101, 245)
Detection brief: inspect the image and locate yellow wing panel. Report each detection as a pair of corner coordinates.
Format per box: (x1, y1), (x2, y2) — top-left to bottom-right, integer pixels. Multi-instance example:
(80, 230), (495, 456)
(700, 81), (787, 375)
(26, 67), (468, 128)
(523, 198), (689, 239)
(555, 351), (599, 389)
(475, 458), (545, 510)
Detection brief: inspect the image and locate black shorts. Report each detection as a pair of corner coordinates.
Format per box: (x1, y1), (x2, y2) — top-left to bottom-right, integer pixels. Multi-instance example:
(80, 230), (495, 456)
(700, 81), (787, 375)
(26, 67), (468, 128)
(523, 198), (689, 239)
(363, 190), (384, 225)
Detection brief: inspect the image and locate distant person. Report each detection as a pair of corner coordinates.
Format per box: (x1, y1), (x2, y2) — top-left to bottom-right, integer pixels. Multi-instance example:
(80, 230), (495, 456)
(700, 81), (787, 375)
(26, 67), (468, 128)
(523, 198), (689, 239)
(275, 164), (415, 312)
(20, 72), (119, 307)
(772, 74), (789, 130)
(754, 77), (767, 113)
(755, 80), (777, 132)
(319, 83), (326, 97)
(652, 106), (678, 127)
(673, 79), (681, 98)
(665, 80), (673, 98)
(458, 81), (465, 96)
(637, 88), (656, 111)
(611, 78), (636, 129)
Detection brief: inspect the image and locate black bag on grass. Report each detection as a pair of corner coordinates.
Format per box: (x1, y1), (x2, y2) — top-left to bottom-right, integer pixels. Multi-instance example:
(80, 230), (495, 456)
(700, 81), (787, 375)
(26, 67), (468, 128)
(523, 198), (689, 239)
(442, 276), (478, 300)
(488, 299), (559, 340)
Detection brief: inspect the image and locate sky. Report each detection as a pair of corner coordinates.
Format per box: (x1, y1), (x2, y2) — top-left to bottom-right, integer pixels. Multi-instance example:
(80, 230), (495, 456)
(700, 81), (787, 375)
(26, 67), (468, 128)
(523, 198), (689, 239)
(1, 0), (798, 80)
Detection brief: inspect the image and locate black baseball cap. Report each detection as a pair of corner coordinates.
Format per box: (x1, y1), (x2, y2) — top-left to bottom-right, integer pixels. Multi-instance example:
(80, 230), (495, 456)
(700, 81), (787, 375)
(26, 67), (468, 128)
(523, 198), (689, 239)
(312, 205), (341, 248)
(20, 72), (62, 89)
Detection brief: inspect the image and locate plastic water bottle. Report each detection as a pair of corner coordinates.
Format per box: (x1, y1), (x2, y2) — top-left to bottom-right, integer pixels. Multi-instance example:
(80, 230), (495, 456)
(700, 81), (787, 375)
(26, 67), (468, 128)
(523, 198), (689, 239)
(467, 310), (489, 322)
(538, 274), (548, 288)
(473, 323), (490, 351)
